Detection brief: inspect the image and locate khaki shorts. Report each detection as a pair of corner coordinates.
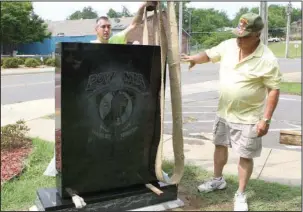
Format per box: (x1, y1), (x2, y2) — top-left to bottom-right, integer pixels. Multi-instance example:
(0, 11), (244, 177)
(212, 116), (262, 159)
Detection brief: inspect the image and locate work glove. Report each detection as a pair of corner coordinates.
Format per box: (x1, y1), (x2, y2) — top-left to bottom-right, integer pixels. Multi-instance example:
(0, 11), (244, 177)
(72, 195), (87, 208)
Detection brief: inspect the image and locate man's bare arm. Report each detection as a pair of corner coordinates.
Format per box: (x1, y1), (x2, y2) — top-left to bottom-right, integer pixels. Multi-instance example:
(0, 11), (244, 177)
(257, 88), (280, 137)
(264, 88), (280, 120)
(191, 52), (210, 64)
(123, 2), (147, 38)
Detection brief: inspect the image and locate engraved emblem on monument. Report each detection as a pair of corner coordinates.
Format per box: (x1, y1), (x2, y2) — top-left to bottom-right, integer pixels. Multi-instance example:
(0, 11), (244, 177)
(85, 66), (150, 141)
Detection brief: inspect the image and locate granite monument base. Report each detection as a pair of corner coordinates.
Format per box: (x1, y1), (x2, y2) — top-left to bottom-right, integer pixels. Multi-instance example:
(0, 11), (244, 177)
(35, 182), (181, 211)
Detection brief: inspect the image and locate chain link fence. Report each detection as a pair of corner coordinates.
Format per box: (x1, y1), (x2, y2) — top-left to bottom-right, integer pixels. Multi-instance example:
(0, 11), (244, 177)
(186, 25), (301, 58)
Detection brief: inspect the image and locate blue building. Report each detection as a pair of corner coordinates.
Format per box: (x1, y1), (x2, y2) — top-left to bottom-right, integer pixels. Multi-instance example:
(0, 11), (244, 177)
(16, 17), (133, 55)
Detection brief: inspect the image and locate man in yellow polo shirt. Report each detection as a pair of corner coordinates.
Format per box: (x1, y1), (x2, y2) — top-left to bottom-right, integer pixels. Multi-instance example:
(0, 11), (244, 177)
(91, 2), (155, 44)
(182, 13), (281, 211)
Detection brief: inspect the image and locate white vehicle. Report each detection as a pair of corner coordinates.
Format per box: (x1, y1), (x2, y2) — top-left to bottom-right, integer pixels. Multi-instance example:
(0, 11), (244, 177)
(268, 37), (281, 42)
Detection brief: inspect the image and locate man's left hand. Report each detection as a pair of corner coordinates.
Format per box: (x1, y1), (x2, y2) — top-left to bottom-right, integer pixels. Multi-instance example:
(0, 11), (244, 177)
(256, 120), (270, 137)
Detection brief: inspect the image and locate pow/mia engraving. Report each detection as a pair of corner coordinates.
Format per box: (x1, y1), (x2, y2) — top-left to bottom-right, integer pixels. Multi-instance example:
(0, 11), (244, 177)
(86, 69), (150, 141)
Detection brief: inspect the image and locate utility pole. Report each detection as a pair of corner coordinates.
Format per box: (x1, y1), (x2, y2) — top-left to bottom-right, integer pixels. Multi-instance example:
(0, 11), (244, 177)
(285, 1), (292, 58)
(178, 1), (183, 54)
(188, 11), (191, 55)
(183, 10), (192, 54)
(259, 1), (268, 45)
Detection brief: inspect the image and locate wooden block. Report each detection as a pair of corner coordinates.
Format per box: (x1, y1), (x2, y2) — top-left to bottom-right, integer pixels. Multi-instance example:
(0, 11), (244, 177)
(145, 183), (163, 196)
(279, 130), (302, 146)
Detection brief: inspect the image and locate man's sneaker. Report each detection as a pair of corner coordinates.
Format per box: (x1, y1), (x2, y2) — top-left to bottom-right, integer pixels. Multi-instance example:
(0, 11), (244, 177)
(197, 177), (227, 193)
(234, 192), (248, 211)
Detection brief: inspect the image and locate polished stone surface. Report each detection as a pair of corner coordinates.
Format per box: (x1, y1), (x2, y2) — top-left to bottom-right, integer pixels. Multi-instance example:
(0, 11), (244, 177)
(36, 182), (178, 211)
(55, 42), (164, 198)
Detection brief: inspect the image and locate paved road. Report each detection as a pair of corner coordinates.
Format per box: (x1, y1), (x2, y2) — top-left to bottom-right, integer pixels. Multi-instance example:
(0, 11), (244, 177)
(1, 71), (59, 104)
(1, 59), (301, 151)
(164, 91), (301, 152)
(1, 59), (301, 105)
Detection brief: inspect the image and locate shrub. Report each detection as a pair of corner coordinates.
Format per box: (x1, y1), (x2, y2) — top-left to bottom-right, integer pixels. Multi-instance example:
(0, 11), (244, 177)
(1, 57), (4, 66)
(2, 57), (19, 68)
(37, 58), (43, 65)
(45, 58), (55, 66)
(17, 58), (25, 65)
(1, 120), (30, 150)
(43, 57), (51, 65)
(16, 57), (28, 64)
(24, 58), (40, 68)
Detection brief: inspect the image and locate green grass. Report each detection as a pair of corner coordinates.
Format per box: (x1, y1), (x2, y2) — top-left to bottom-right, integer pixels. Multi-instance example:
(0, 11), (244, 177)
(1, 138), (55, 211)
(41, 113), (56, 119)
(1, 141), (300, 211)
(268, 42), (301, 58)
(280, 82), (301, 95)
(163, 161), (301, 211)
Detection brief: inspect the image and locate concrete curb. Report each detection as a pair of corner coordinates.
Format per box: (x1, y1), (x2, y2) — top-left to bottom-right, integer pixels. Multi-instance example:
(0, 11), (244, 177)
(1, 68), (55, 76)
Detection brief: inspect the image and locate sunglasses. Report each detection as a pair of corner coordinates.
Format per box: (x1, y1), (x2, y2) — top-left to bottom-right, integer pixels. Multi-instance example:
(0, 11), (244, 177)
(99, 24), (111, 29)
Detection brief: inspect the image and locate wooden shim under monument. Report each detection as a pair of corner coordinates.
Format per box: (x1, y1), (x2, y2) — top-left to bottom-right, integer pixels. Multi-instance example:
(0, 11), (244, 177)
(145, 184), (163, 196)
(279, 130), (302, 146)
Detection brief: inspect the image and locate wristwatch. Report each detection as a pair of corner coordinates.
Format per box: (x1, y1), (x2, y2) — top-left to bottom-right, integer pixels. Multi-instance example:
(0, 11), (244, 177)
(262, 118), (271, 125)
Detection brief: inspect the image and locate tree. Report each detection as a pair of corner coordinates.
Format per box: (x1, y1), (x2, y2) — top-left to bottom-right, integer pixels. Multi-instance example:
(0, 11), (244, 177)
(1, 1), (51, 53)
(68, 6), (98, 20)
(121, 5), (132, 17)
(291, 7), (302, 22)
(268, 5), (286, 29)
(106, 6), (132, 19)
(250, 7), (259, 15)
(190, 8), (232, 46)
(107, 8), (122, 18)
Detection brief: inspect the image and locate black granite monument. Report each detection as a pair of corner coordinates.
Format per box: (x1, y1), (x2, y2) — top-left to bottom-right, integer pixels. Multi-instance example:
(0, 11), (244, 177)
(35, 42), (178, 211)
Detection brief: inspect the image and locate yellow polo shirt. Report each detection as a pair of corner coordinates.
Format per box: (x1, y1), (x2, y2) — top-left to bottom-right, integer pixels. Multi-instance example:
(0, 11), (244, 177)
(91, 30), (127, 44)
(205, 38), (282, 124)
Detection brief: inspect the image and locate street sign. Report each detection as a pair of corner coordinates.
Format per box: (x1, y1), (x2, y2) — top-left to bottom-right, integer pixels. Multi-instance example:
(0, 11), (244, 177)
(294, 44), (299, 49)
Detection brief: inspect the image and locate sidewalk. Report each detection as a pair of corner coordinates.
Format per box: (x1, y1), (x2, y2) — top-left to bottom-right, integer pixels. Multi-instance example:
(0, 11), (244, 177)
(1, 67), (54, 76)
(1, 98), (55, 127)
(163, 134), (301, 187)
(282, 72), (301, 83)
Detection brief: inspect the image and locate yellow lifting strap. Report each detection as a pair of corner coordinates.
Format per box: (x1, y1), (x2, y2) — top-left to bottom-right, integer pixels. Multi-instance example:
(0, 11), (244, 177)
(142, 2), (185, 185)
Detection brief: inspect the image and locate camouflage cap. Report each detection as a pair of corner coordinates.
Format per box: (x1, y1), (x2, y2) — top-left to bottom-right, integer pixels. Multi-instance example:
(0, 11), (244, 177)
(232, 13), (264, 37)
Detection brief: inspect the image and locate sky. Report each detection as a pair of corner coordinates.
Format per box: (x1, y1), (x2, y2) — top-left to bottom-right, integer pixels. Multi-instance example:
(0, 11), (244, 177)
(32, 1), (302, 22)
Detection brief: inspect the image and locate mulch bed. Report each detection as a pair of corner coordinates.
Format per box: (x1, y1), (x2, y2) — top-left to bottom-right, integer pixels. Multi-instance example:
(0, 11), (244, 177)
(1, 140), (33, 185)
(55, 129), (61, 172)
